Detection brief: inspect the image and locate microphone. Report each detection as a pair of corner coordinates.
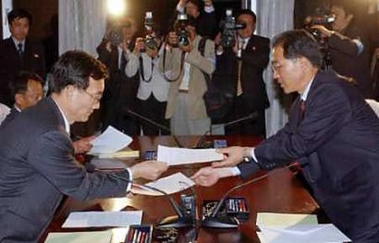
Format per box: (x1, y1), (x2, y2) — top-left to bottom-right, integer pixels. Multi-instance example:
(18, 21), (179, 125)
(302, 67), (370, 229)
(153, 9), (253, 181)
(130, 180), (196, 228)
(201, 164), (296, 228)
(194, 131), (212, 149)
(126, 109), (184, 148)
(223, 112), (259, 128)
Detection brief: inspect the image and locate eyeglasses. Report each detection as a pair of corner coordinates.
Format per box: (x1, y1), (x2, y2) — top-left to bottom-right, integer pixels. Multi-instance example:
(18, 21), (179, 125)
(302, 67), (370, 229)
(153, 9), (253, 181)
(81, 89), (102, 103)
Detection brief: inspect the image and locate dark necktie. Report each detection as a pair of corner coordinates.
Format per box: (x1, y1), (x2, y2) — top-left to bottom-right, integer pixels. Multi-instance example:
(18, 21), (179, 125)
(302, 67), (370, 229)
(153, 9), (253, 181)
(120, 50), (127, 71)
(299, 99), (306, 121)
(17, 43), (23, 58)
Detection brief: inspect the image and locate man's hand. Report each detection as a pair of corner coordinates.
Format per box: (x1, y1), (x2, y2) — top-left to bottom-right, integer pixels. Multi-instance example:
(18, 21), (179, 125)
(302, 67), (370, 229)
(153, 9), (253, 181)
(133, 37), (145, 54)
(73, 136), (95, 154)
(191, 166), (234, 187)
(130, 161), (168, 181)
(310, 25), (334, 37)
(212, 146), (251, 168)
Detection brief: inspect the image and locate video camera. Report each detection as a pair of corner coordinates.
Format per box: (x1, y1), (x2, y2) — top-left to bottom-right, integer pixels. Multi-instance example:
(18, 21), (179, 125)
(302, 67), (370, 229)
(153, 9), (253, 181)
(105, 20), (132, 46)
(304, 8), (335, 41)
(175, 13), (190, 46)
(144, 11), (158, 51)
(220, 9), (246, 48)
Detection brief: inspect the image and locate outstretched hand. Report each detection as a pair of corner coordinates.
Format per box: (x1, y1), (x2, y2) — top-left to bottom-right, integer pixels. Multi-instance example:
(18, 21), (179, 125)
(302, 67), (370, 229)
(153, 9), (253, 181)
(191, 166), (234, 187)
(212, 146), (247, 168)
(130, 161), (168, 181)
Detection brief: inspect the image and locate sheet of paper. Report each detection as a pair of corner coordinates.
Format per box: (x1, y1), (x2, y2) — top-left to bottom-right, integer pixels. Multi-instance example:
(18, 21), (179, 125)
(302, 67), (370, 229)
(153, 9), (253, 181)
(142, 172), (195, 195)
(256, 212), (318, 226)
(91, 158), (128, 169)
(258, 224), (351, 243)
(62, 211), (142, 228)
(89, 126), (132, 154)
(44, 230), (112, 243)
(157, 145), (223, 165)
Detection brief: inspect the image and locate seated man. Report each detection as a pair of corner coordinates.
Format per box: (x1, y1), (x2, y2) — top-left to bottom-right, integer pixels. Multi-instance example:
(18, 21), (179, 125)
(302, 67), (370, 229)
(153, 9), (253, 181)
(2, 71), (94, 154)
(0, 50), (168, 242)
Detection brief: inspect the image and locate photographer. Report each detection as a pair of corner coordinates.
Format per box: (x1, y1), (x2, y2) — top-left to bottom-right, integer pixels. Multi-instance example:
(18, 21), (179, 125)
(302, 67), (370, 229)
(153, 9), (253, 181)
(124, 24), (171, 135)
(96, 17), (140, 135)
(309, 0), (373, 98)
(164, 16), (215, 135)
(216, 9), (270, 136)
(175, 0), (218, 39)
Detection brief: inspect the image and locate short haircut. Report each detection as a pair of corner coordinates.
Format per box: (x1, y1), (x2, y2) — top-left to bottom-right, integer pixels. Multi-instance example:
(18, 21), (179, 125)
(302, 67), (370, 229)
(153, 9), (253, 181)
(272, 29), (323, 68)
(187, 0), (201, 10)
(237, 9), (257, 23)
(330, 0), (355, 16)
(48, 50), (108, 93)
(10, 71), (44, 99)
(7, 8), (33, 25)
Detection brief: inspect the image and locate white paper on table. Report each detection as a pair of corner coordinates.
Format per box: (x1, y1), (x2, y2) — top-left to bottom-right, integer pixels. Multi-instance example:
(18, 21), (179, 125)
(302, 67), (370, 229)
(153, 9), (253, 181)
(90, 158), (128, 169)
(256, 212), (318, 226)
(257, 224), (351, 243)
(62, 211), (142, 228)
(89, 126), (132, 155)
(157, 145), (223, 165)
(141, 172), (195, 195)
(44, 230), (112, 243)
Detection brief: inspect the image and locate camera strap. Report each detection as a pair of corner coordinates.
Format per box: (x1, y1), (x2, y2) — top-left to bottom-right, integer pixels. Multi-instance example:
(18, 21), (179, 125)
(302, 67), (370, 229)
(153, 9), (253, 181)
(162, 43), (185, 82)
(139, 55), (154, 83)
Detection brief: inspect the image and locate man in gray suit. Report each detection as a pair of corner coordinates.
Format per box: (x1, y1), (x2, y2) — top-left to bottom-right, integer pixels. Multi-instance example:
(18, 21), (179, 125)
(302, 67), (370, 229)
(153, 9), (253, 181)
(0, 50), (168, 242)
(192, 30), (379, 242)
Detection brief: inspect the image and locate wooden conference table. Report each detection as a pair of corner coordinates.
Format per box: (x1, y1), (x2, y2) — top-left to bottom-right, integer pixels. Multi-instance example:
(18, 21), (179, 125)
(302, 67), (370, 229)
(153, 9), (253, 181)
(41, 135), (320, 243)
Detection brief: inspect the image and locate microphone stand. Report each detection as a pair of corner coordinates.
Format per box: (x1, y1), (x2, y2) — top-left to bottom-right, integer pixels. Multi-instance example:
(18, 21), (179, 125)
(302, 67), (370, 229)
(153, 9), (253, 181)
(223, 112), (259, 128)
(127, 109), (184, 148)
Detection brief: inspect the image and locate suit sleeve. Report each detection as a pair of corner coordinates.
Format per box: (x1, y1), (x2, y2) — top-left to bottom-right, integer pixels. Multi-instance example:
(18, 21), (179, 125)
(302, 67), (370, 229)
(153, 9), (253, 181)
(255, 82), (352, 170)
(241, 37), (270, 69)
(27, 130), (130, 200)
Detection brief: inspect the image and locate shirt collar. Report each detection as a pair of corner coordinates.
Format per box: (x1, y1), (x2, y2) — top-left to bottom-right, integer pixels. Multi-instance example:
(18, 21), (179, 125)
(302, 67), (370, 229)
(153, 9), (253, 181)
(11, 37), (25, 48)
(13, 104), (22, 112)
(300, 77), (314, 101)
(52, 99), (70, 134)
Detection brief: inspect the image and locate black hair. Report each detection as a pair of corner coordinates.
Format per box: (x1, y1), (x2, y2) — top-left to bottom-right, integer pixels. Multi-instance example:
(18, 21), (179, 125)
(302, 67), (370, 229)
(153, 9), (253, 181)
(10, 71), (44, 99)
(237, 9), (257, 23)
(7, 8), (33, 25)
(272, 29), (323, 68)
(48, 50), (108, 93)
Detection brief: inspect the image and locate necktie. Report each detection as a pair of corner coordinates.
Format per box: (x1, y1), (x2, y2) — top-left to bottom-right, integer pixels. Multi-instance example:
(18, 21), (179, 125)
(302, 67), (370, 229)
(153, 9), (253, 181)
(299, 99), (306, 121)
(17, 43), (23, 58)
(120, 50), (127, 71)
(236, 40), (245, 96)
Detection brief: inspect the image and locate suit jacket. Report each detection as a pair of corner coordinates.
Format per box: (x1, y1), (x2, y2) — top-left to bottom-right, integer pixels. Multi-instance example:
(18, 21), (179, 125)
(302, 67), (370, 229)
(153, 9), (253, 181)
(1, 107), (19, 127)
(217, 35), (270, 113)
(0, 38), (45, 106)
(238, 71), (379, 242)
(164, 35), (215, 119)
(0, 98), (130, 242)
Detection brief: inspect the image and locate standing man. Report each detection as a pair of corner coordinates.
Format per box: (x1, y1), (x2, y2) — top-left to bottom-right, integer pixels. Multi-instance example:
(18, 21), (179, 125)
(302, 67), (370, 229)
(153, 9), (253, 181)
(97, 17), (140, 135)
(310, 0), (373, 98)
(0, 51), (168, 242)
(0, 8), (45, 106)
(192, 30), (379, 242)
(165, 17), (215, 135)
(219, 9), (270, 136)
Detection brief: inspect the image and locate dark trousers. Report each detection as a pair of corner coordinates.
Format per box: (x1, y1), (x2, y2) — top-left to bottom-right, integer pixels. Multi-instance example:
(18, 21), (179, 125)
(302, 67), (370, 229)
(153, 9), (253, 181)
(137, 95), (170, 136)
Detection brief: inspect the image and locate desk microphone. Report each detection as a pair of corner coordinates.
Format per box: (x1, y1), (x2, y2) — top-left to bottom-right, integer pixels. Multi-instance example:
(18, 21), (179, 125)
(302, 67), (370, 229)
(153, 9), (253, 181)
(223, 112), (259, 128)
(118, 176), (196, 228)
(194, 131), (212, 149)
(201, 164), (296, 228)
(127, 109), (184, 148)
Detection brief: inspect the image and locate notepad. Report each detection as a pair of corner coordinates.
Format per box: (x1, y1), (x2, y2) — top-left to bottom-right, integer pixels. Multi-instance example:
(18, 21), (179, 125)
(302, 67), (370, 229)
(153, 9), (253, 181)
(44, 230), (112, 243)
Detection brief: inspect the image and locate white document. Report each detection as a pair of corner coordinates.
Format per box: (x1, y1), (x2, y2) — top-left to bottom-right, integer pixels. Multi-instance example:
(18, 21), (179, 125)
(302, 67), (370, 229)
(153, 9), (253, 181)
(44, 230), (112, 243)
(257, 212), (318, 226)
(157, 145), (223, 165)
(141, 172), (195, 195)
(89, 126), (132, 155)
(62, 211), (142, 228)
(258, 224), (351, 243)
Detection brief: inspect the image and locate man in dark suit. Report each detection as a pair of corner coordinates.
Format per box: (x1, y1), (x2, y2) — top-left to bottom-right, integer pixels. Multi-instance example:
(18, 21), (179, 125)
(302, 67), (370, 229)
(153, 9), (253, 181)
(192, 30), (379, 242)
(0, 51), (168, 242)
(217, 9), (270, 136)
(97, 17), (140, 135)
(0, 9), (45, 107)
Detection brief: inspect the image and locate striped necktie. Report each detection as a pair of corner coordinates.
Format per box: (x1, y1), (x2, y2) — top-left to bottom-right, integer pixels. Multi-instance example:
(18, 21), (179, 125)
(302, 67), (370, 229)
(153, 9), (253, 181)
(17, 43), (23, 58)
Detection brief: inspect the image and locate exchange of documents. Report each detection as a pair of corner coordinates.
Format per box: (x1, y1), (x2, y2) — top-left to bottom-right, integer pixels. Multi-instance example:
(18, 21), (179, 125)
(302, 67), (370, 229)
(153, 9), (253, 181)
(44, 230), (112, 243)
(157, 145), (223, 165)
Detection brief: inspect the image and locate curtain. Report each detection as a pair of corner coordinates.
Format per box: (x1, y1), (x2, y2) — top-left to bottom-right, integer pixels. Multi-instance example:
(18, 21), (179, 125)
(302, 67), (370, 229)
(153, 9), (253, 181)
(255, 0), (295, 137)
(58, 0), (107, 56)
